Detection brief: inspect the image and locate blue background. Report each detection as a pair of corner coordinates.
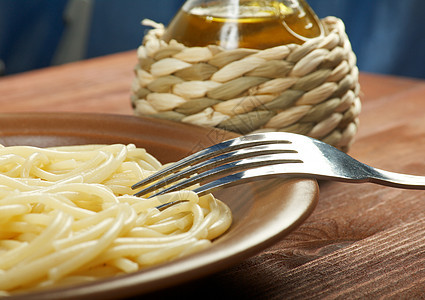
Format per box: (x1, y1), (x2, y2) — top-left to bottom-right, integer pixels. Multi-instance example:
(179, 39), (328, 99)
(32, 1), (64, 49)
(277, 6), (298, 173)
(1, 0), (425, 78)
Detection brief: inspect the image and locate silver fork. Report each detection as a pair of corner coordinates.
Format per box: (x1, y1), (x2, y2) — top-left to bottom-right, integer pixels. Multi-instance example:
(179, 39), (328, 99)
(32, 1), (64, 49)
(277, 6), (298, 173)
(132, 132), (425, 203)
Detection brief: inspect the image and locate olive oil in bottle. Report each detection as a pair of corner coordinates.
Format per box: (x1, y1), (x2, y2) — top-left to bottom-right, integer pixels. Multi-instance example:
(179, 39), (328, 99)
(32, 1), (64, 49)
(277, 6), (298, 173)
(162, 0), (323, 50)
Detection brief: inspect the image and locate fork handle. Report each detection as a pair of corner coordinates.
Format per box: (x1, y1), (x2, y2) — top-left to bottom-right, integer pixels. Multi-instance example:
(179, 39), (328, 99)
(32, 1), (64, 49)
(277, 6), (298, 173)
(370, 168), (425, 190)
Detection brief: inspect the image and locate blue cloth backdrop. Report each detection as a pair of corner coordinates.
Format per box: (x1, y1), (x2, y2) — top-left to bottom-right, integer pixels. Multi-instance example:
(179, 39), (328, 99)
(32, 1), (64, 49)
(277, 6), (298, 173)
(1, 0), (425, 78)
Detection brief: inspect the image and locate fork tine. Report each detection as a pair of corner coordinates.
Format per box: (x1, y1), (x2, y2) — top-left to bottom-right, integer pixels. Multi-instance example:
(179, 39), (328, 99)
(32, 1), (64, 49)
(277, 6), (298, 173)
(191, 163), (306, 196)
(133, 144), (297, 197)
(131, 132), (292, 191)
(147, 153), (302, 198)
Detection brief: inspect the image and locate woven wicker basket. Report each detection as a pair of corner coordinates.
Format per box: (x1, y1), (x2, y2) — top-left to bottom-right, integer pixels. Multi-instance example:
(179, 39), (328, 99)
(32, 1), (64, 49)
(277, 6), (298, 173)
(131, 17), (361, 152)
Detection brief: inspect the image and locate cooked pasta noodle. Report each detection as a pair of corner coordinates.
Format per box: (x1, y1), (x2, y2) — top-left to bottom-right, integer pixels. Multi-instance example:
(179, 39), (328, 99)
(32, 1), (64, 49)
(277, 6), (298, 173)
(0, 144), (232, 295)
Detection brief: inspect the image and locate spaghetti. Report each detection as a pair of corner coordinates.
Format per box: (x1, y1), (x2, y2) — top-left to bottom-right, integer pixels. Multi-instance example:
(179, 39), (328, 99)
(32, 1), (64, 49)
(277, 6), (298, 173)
(0, 144), (232, 295)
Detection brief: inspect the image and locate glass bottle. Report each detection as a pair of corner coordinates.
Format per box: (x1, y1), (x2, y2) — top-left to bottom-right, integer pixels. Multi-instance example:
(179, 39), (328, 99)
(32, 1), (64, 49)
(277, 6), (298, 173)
(162, 0), (324, 50)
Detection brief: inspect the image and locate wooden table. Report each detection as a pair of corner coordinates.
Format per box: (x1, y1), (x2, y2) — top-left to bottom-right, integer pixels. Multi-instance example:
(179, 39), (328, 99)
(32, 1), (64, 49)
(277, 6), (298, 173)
(1, 51), (424, 299)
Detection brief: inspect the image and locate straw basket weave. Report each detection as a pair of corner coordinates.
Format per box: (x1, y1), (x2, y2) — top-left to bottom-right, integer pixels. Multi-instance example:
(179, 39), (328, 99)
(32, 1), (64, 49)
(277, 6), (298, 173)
(131, 17), (361, 152)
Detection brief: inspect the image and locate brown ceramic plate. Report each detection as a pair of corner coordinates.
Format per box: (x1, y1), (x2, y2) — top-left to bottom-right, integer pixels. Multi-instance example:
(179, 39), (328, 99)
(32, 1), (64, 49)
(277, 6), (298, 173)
(0, 113), (319, 300)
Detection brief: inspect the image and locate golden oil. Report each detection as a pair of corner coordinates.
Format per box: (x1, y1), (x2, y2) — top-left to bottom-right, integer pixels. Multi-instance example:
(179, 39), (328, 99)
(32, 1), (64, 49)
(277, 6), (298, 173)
(162, 0), (323, 49)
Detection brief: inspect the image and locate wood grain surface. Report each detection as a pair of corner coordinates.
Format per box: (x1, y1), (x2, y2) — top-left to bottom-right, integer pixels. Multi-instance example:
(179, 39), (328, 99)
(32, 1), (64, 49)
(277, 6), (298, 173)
(1, 51), (424, 299)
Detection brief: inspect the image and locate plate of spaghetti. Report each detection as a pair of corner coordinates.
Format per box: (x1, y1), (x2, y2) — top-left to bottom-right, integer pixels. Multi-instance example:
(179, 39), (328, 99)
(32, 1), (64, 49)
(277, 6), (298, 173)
(0, 113), (318, 299)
